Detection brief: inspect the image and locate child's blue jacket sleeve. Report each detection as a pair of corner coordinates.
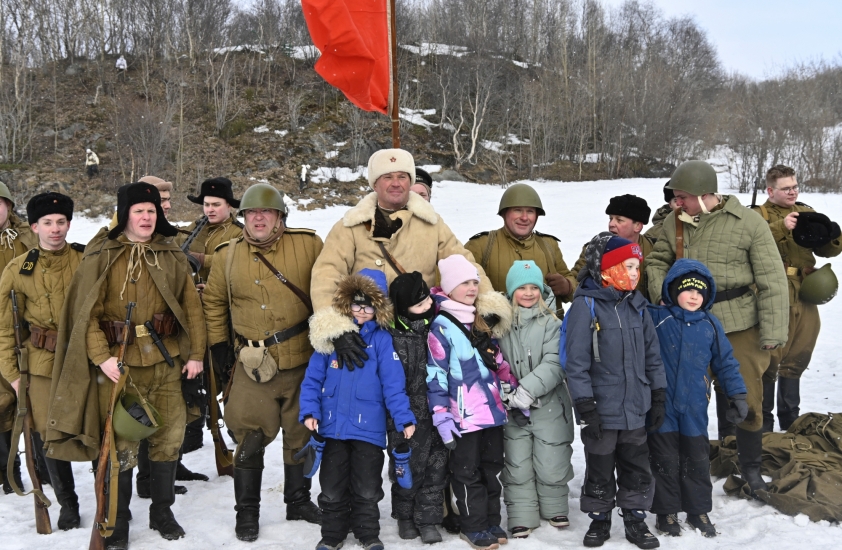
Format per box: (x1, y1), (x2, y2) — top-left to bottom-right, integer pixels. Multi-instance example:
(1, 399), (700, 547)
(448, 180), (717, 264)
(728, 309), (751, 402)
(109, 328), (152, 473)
(299, 351), (329, 423)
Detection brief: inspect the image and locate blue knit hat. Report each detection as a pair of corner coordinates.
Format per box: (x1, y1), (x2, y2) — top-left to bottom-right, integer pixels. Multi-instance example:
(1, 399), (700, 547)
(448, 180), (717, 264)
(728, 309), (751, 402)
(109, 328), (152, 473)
(506, 260), (545, 298)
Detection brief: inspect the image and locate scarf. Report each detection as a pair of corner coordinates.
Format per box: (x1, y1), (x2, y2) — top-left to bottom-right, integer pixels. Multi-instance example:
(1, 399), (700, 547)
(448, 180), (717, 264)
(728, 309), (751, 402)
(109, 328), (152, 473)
(439, 298), (476, 324)
(243, 220), (284, 250)
(601, 262), (638, 291)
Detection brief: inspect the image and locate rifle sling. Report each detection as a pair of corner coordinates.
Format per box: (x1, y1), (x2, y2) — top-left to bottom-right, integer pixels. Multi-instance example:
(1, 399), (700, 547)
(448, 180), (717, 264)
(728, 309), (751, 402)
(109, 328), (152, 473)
(97, 370), (128, 539)
(254, 252), (314, 314)
(674, 207), (684, 260)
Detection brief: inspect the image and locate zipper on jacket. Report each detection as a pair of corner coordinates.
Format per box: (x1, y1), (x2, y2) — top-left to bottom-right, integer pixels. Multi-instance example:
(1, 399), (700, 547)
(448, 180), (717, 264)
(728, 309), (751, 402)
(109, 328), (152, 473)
(527, 349), (533, 372)
(458, 386), (464, 419)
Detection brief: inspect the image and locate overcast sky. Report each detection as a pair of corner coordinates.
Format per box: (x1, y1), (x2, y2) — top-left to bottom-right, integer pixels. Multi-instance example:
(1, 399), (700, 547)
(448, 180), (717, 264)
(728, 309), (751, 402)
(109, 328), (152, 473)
(600, 0), (842, 79)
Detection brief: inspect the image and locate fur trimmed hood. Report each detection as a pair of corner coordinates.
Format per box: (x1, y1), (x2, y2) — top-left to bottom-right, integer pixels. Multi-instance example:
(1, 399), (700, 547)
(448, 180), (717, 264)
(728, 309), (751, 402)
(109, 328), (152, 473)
(343, 191), (438, 227)
(333, 269), (394, 328)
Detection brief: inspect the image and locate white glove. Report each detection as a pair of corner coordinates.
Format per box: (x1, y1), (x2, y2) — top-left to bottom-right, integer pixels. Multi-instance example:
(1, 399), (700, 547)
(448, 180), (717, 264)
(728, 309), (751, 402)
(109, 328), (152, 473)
(508, 386), (535, 410)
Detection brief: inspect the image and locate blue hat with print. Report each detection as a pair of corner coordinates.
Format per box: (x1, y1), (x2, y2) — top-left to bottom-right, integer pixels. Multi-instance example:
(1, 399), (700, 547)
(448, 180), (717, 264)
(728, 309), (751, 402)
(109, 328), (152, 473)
(506, 260), (545, 298)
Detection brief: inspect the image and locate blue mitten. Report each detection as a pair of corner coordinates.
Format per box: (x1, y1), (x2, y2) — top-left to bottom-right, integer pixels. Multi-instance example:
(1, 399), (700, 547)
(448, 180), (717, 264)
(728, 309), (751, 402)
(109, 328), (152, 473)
(293, 433), (326, 478)
(392, 443), (413, 489)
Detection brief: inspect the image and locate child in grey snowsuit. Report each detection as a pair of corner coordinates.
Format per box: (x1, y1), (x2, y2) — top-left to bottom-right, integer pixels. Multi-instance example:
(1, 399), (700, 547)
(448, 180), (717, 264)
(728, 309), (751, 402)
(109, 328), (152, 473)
(387, 272), (448, 544)
(498, 261), (575, 539)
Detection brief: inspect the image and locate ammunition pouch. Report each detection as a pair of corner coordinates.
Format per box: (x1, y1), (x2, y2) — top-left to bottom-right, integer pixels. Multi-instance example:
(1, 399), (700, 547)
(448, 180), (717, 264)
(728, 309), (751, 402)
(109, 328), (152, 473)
(29, 325), (58, 353)
(100, 312), (178, 347)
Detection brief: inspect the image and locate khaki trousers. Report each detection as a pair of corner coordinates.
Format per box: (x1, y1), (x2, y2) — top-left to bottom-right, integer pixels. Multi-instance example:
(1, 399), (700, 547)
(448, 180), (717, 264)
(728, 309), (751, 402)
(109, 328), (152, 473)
(713, 325), (770, 432)
(764, 300), (820, 381)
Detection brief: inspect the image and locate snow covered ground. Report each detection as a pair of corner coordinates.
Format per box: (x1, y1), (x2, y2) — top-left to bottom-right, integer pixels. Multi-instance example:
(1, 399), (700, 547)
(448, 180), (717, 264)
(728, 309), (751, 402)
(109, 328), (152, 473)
(3, 177), (842, 548)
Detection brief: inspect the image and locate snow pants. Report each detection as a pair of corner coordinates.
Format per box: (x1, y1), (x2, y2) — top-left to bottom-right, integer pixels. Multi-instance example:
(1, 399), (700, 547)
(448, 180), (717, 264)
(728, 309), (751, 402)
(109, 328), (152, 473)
(648, 431), (711, 514)
(387, 417), (448, 526)
(581, 427), (654, 513)
(501, 396), (575, 529)
(450, 426), (504, 533)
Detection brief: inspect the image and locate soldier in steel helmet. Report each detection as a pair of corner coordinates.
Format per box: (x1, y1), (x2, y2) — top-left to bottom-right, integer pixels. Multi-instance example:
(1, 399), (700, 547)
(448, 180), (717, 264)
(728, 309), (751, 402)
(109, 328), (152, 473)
(45, 182), (206, 549)
(646, 160), (788, 499)
(753, 164), (842, 432)
(465, 183), (576, 315)
(202, 182), (324, 541)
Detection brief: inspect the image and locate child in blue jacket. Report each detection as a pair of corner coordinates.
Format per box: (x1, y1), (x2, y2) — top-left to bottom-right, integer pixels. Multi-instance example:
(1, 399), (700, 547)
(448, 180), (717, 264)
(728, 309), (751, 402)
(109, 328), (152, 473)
(647, 259), (747, 538)
(300, 269), (416, 550)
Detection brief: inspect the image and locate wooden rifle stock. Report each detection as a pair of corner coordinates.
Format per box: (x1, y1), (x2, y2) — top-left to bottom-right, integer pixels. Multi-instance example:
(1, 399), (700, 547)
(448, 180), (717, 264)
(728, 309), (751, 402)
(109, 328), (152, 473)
(89, 302), (135, 550)
(207, 351), (234, 477)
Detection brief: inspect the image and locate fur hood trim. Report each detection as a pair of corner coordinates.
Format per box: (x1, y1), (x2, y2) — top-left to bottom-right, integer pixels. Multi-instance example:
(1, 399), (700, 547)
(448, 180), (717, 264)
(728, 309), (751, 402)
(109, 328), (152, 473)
(343, 192), (438, 228)
(475, 290), (513, 339)
(334, 273), (394, 328)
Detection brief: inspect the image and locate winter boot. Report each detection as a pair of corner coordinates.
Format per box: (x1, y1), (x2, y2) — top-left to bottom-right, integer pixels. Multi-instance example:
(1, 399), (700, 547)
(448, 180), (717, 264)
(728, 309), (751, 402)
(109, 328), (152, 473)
(106, 468), (134, 550)
(459, 530), (500, 549)
(761, 378), (776, 433)
(315, 539), (345, 550)
(32, 433), (51, 486)
(0, 430), (23, 494)
(175, 447), (208, 481)
(621, 509), (659, 549)
(549, 515), (570, 527)
(419, 524), (442, 544)
(715, 392), (736, 440)
(148, 460), (186, 540)
(361, 537), (385, 550)
(655, 514), (680, 537)
(488, 525), (508, 544)
(777, 377), (801, 431)
(398, 518), (420, 539)
(45, 457), (80, 530)
(284, 463), (322, 524)
(686, 513), (717, 537)
(137, 440), (186, 497)
(234, 467), (262, 542)
(583, 512), (612, 547)
(736, 427), (768, 497)
(510, 526), (532, 539)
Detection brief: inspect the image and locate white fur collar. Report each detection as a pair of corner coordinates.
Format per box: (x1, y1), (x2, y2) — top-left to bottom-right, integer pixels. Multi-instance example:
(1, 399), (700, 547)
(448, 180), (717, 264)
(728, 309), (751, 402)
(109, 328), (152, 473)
(343, 191), (438, 227)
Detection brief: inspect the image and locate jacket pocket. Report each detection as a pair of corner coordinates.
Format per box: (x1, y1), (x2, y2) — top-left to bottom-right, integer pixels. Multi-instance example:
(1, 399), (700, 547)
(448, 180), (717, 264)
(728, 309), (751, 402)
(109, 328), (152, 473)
(320, 379), (338, 430)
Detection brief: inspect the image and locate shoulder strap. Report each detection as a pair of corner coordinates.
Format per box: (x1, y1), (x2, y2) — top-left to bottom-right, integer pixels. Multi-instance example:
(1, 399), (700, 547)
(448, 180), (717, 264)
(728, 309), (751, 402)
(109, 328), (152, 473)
(18, 249), (39, 276)
(585, 297), (601, 364)
(758, 204), (770, 221)
(362, 220), (407, 276)
(673, 208), (684, 260)
(254, 251), (314, 314)
(224, 238), (238, 343)
(481, 230), (497, 272)
(534, 234), (557, 274)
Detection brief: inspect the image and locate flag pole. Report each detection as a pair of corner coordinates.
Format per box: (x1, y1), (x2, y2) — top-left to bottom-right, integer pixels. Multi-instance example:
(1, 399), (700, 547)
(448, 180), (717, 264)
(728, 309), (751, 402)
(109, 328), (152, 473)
(389, 0), (400, 148)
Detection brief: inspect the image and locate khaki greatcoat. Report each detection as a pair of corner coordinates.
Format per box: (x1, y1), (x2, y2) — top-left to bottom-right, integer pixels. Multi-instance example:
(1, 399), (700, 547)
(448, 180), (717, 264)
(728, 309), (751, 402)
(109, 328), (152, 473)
(179, 212), (243, 281)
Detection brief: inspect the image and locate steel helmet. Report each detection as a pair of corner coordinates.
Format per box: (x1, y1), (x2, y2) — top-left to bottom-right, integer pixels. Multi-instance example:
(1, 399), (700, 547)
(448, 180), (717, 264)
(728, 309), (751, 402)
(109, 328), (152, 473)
(0, 180), (14, 207)
(666, 161), (718, 196)
(497, 183), (545, 216)
(238, 183), (288, 216)
(113, 393), (163, 441)
(800, 264), (838, 305)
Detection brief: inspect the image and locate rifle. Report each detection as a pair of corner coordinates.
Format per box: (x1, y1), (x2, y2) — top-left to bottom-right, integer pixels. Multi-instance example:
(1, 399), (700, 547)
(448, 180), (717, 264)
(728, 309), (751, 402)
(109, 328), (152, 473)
(90, 302), (135, 550)
(751, 176), (762, 208)
(181, 215), (209, 275)
(7, 290), (52, 534)
(207, 350), (234, 477)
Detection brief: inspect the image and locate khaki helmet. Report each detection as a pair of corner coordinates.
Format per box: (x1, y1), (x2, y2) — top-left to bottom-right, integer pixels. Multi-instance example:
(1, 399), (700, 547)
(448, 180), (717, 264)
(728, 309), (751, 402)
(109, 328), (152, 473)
(0, 180), (14, 207)
(666, 161), (718, 196)
(497, 183), (545, 216)
(800, 263), (838, 305)
(113, 393), (163, 441)
(238, 183), (288, 217)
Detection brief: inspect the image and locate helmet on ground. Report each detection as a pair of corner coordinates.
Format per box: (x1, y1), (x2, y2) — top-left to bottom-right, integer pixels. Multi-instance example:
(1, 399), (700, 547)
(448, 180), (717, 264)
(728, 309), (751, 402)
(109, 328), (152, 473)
(666, 161), (718, 196)
(113, 393), (163, 441)
(800, 263), (838, 305)
(238, 183), (288, 217)
(497, 183), (545, 216)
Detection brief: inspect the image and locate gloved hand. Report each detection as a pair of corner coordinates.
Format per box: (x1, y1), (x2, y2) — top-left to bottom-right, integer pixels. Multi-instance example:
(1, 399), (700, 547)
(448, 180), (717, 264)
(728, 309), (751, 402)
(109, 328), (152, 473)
(210, 342), (233, 389)
(470, 330), (499, 371)
(181, 373), (206, 409)
(575, 398), (603, 440)
(545, 273), (572, 296)
(293, 433), (326, 478)
(332, 331), (368, 371)
(500, 382), (513, 410)
(433, 412), (461, 450)
(648, 388), (666, 432)
(392, 443), (413, 489)
(726, 393), (749, 425)
(507, 386), (535, 410)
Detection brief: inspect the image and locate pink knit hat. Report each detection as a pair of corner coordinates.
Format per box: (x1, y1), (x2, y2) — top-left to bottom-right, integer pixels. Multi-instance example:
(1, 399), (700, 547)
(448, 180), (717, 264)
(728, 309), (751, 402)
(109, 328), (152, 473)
(438, 255), (480, 295)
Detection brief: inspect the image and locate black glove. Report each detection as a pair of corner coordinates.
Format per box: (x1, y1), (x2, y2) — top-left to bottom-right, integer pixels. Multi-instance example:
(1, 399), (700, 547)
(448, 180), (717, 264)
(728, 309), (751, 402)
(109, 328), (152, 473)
(182, 373), (206, 410)
(575, 398), (602, 440)
(332, 331), (368, 371)
(470, 329), (499, 371)
(648, 388), (666, 432)
(482, 313), (501, 330)
(210, 342), (234, 389)
(725, 393), (748, 425)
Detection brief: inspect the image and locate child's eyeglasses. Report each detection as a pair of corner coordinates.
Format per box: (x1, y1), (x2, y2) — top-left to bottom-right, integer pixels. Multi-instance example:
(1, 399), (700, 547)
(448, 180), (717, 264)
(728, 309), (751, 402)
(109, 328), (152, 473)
(350, 304), (375, 314)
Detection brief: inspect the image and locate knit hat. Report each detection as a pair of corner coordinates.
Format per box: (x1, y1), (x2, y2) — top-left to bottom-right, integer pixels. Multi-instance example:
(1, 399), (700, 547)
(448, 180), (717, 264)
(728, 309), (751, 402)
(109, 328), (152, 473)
(600, 236), (643, 271)
(663, 181), (675, 203)
(367, 148), (415, 188)
(138, 175), (173, 193)
(187, 176), (241, 208)
(26, 192), (74, 223)
(505, 260), (544, 298)
(668, 272), (711, 307)
(108, 182), (178, 240)
(606, 194), (650, 224)
(390, 271), (432, 318)
(793, 212), (841, 249)
(438, 254), (480, 295)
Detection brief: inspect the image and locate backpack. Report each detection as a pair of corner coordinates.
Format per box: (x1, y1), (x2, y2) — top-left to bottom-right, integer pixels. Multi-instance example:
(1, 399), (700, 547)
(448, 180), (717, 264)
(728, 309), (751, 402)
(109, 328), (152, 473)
(558, 297), (600, 371)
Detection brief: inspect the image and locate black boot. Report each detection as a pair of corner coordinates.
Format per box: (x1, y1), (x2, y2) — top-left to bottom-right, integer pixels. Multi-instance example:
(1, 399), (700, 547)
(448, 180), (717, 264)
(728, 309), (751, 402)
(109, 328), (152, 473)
(715, 392), (736, 440)
(149, 460), (186, 540)
(621, 509), (659, 549)
(583, 512), (612, 547)
(398, 518), (420, 539)
(136, 439), (151, 498)
(175, 447), (208, 481)
(32, 432), (52, 486)
(761, 378), (776, 433)
(0, 430), (23, 494)
(777, 378), (801, 431)
(284, 463), (322, 525)
(45, 457), (80, 530)
(106, 468), (134, 550)
(234, 467), (262, 542)
(736, 427), (768, 497)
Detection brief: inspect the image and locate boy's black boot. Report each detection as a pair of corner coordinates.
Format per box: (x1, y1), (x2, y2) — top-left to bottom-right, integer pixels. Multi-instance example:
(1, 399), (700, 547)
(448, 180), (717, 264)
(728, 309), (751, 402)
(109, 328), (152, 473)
(686, 513), (717, 537)
(398, 518), (420, 539)
(777, 378), (801, 431)
(583, 512), (612, 547)
(621, 509), (659, 549)
(149, 460), (186, 540)
(715, 392), (736, 440)
(736, 427), (768, 496)
(44, 457), (80, 530)
(234, 467), (262, 542)
(761, 378), (776, 433)
(419, 524), (442, 544)
(284, 463), (322, 524)
(655, 514), (680, 537)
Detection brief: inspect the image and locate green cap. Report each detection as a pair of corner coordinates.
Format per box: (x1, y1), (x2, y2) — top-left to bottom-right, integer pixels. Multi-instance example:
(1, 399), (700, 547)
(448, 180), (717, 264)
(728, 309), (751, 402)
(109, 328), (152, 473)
(113, 393), (163, 441)
(666, 161), (718, 196)
(238, 183), (288, 216)
(800, 263), (838, 305)
(497, 183), (545, 216)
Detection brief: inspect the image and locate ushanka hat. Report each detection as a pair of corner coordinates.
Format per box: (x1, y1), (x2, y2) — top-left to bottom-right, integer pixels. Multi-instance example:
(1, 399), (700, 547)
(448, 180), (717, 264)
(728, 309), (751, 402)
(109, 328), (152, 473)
(663, 181), (675, 203)
(367, 148), (416, 188)
(793, 212), (841, 249)
(27, 192), (74, 223)
(605, 194), (651, 224)
(187, 177), (241, 208)
(108, 182), (178, 240)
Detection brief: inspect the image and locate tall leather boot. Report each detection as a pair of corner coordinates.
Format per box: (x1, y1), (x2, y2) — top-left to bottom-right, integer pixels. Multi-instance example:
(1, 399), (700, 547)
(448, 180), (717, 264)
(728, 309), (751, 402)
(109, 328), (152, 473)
(106, 468), (134, 550)
(0, 430), (23, 494)
(234, 467), (262, 542)
(32, 432), (52, 486)
(44, 457), (80, 529)
(175, 447), (208, 482)
(148, 460), (185, 540)
(136, 439), (151, 498)
(761, 379), (776, 433)
(715, 392), (736, 440)
(284, 463), (322, 524)
(735, 427), (768, 497)
(777, 378), (801, 431)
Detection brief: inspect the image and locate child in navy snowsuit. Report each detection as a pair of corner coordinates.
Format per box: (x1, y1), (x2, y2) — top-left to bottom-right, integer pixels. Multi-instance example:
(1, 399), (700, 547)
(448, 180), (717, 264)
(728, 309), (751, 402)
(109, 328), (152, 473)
(300, 269), (416, 550)
(647, 259), (747, 538)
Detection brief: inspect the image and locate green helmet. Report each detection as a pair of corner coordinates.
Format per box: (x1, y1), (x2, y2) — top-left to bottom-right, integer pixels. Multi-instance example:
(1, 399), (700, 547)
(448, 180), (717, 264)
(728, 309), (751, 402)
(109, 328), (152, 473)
(238, 183), (288, 216)
(497, 183), (545, 216)
(0, 180), (14, 207)
(113, 393), (163, 441)
(666, 161), (718, 196)
(800, 263), (838, 305)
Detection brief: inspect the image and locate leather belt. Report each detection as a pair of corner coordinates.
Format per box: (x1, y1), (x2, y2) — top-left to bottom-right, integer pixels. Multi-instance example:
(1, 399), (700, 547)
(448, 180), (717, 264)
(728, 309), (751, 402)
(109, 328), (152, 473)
(100, 312), (177, 346)
(238, 320), (309, 348)
(712, 286), (751, 304)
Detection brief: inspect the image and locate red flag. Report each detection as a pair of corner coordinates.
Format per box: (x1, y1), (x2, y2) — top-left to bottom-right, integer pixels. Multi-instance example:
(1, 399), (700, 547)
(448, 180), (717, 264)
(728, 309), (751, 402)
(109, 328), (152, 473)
(301, 0), (392, 114)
